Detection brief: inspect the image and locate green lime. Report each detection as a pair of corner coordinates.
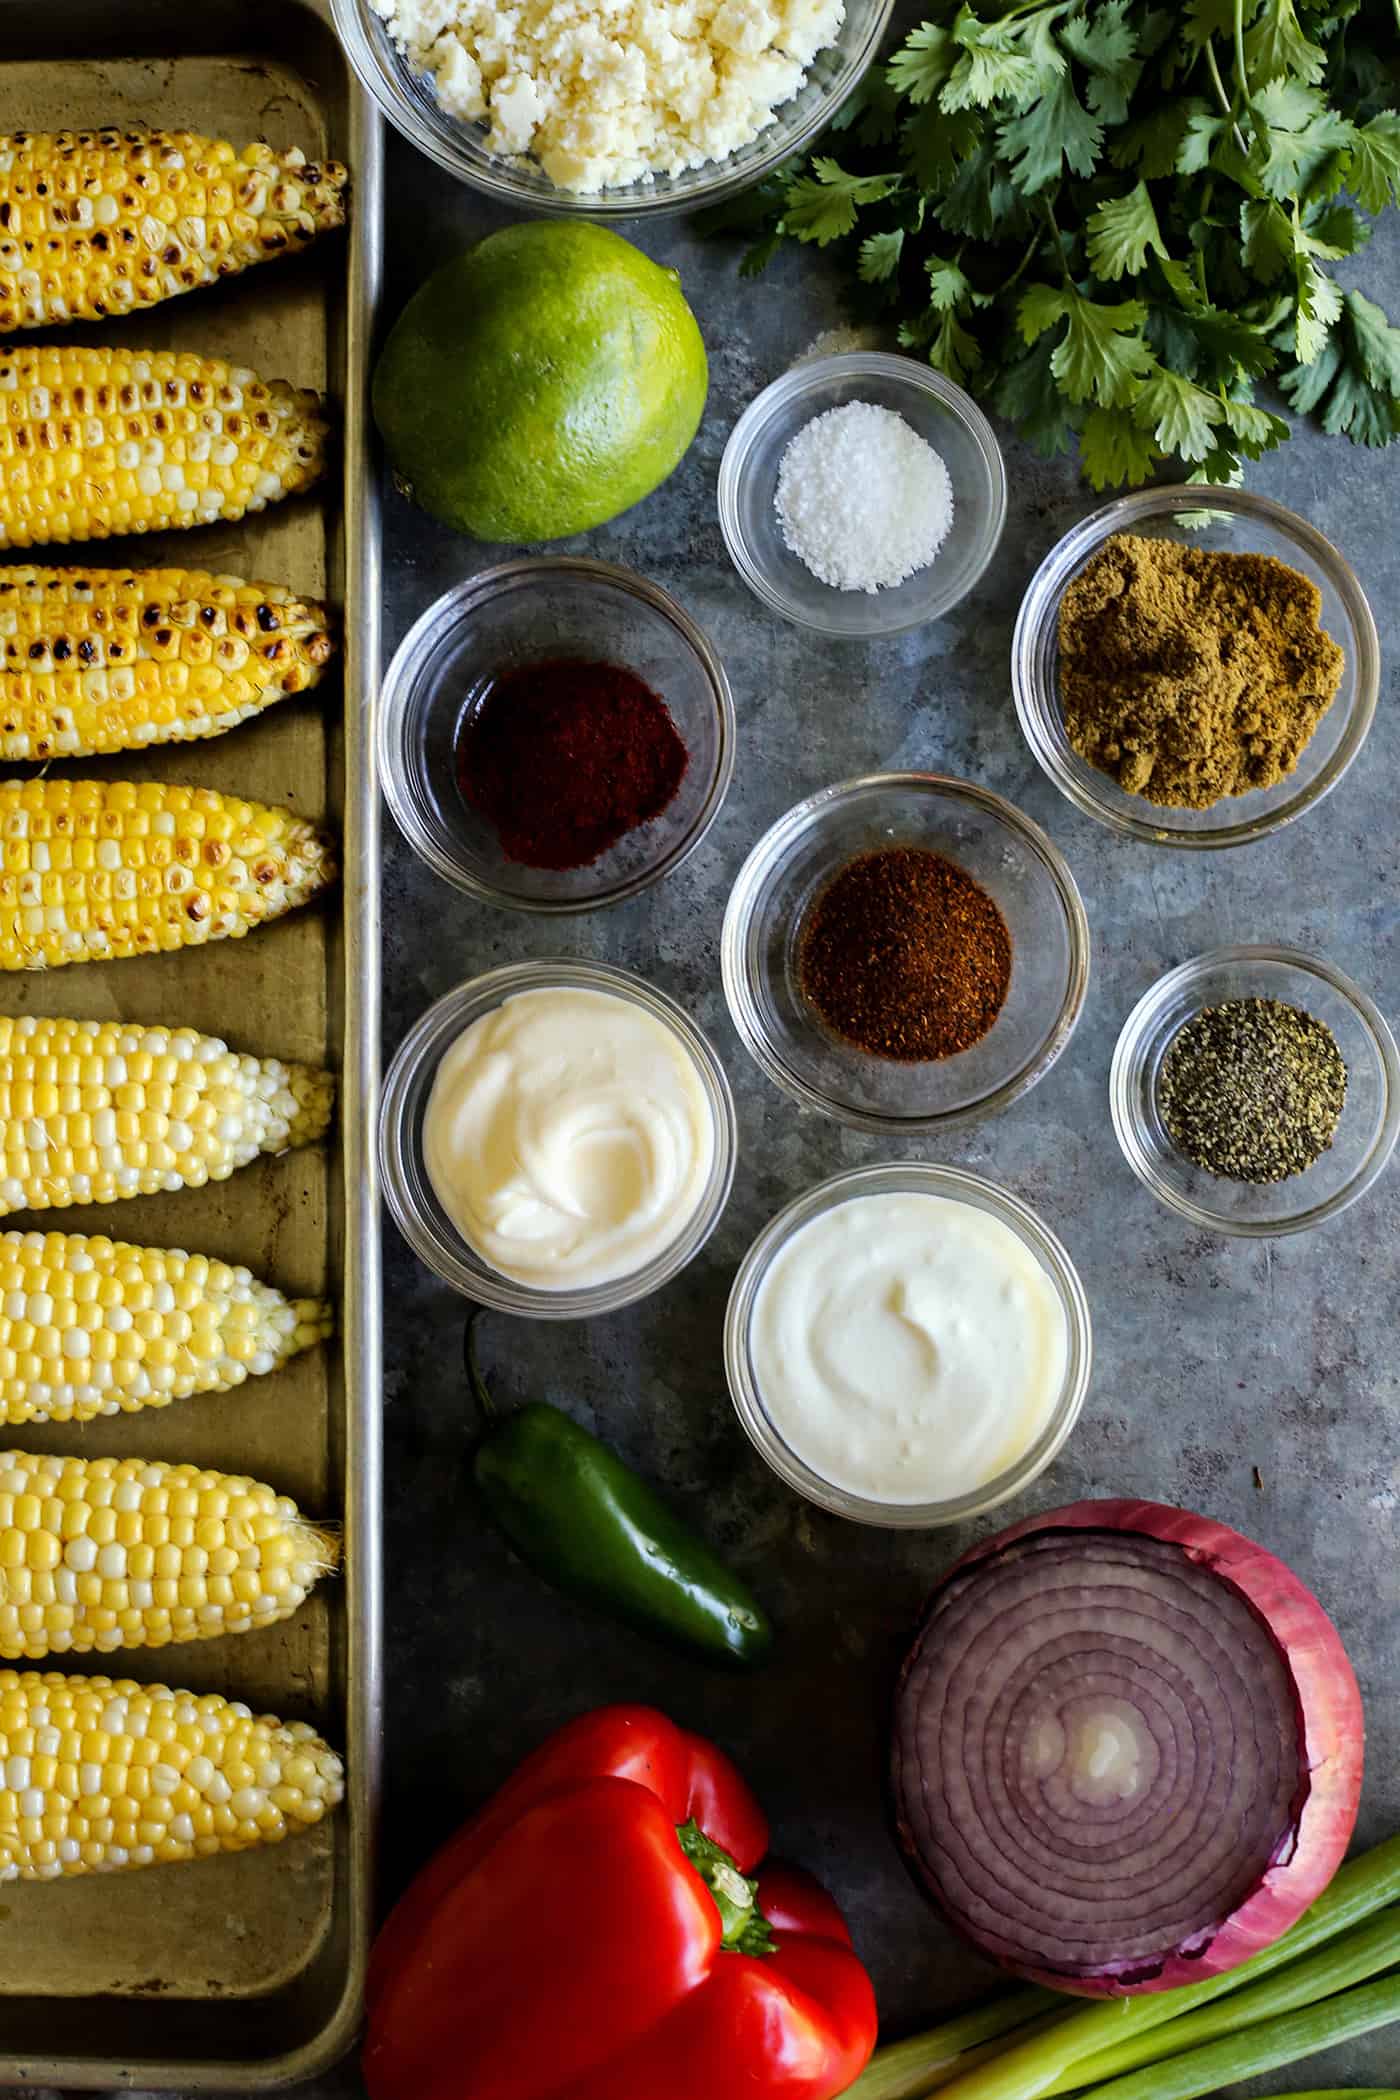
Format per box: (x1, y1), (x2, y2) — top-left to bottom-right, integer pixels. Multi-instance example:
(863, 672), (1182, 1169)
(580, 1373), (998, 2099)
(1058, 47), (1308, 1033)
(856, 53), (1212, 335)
(372, 222), (708, 543)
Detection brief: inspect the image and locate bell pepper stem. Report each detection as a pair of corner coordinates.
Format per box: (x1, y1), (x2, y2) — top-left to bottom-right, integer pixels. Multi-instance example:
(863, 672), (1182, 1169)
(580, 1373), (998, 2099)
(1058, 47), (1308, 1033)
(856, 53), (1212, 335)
(464, 1311), (497, 1424)
(677, 1819), (776, 1955)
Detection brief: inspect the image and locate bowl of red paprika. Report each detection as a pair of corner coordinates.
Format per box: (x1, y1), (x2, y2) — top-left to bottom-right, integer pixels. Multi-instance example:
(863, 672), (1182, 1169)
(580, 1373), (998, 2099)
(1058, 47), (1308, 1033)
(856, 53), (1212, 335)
(379, 557), (736, 912)
(721, 773), (1090, 1133)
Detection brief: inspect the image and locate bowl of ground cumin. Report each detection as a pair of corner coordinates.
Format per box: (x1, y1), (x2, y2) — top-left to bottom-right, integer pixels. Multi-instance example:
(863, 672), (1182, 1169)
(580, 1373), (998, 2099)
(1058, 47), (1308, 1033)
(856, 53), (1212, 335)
(721, 772), (1090, 1132)
(1012, 487), (1379, 848)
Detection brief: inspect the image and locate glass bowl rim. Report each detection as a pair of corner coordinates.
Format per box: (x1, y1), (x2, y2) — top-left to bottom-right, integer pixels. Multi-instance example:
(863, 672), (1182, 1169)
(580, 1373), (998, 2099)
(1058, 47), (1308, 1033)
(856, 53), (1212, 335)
(379, 956), (739, 1316)
(1011, 484), (1380, 850)
(720, 769), (1091, 1133)
(1109, 942), (1400, 1237)
(716, 352), (1009, 636)
(723, 1159), (1093, 1529)
(376, 555), (737, 914)
(330, 0), (898, 215)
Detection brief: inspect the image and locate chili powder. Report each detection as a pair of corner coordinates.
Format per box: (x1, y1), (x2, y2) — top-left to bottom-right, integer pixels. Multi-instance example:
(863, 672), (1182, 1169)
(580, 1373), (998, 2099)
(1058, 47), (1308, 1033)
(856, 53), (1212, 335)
(799, 846), (1012, 1061)
(456, 656), (689, 871)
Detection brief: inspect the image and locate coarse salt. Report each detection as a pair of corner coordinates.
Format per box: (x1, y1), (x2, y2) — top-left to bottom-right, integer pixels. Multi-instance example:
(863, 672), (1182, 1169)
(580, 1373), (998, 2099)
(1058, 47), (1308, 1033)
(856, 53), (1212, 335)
(774, 401), (954, 595)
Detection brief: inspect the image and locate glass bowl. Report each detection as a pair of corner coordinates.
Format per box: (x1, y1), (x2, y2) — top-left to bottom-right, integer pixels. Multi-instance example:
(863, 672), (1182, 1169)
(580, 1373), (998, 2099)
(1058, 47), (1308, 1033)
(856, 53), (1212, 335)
(717, 353), (1006, 638)
(1110, 946), (1400, 1236)
(331, 0), (895, 214)
(380, 959), (737, 1316)
(721, 773), (1089, 1133)
(378, 559), (735, 914)
(1012, 486), (1379, 848)
(725, 1161), (1092, 1528)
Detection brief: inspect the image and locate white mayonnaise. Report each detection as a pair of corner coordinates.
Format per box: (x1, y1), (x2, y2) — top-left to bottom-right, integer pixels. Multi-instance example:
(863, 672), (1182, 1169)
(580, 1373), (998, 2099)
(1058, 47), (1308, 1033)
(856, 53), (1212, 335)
(751, 1192), (1068, 1504)
(423, 986), (715, 1290)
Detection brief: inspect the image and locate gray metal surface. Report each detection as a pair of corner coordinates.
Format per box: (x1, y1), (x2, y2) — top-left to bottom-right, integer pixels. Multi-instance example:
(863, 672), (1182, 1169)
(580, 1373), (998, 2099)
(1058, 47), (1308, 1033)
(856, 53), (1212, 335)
(0, 1), (382, 2087)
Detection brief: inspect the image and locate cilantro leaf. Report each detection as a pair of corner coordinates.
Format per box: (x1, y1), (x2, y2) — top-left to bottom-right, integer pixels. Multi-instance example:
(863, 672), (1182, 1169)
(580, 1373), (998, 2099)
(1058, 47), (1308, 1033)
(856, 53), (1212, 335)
(1111, 103), (1194, 178)
(886, 24), (954, 107)
(1019, 284), (1153, 405)
(1183, 0), (1262, 43)
(1249, 80), (1357, 199)
(1344, 288), (1400, 394)
(1280, 335), (1343, 411)
(1186, 305), (1280, 379)
(1221, 395), (1292, 456)
(1294, 251), (1343, 362)
(1000, 73), (1104, 192)
(927, 308), (984, 386)
(926, 253), (973, 310)
(1243, 0), (1327, 85)
(987, 339), (1080, 456)
(942, 13), (1060, 113)
(1080, 405), (1163, 488)
(1086, 181), (1169, 279)
(858, 229), (905, 283)
(1061, 0), (1144, 123)
(782, 160), (901, 245)
(1240, 197), (1296, 280)
(936, 139), (1032, 238)
(1177, 106), (1229, 174)
(1345, 110), (1400, 212)
(900, 105), (982, 192)
(1132, 365), (1225, 459)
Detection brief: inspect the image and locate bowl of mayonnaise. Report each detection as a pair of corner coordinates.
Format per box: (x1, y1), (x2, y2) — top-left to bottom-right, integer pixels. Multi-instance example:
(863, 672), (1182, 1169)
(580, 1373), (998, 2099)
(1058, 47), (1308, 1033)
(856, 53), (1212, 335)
(381, 959), (737, 1316)
(725, 1162), (1092, 1527)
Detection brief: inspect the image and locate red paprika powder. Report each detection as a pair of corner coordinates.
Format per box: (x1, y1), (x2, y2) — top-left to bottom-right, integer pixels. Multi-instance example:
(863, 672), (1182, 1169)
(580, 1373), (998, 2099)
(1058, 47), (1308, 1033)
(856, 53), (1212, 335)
(456, 656), (690, 870)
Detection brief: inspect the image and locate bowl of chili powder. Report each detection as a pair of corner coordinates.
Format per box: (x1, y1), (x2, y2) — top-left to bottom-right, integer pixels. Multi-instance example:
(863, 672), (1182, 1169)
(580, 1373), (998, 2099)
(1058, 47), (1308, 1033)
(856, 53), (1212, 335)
(721, 773), (1090, 1134)
(379, 558), (735, 911)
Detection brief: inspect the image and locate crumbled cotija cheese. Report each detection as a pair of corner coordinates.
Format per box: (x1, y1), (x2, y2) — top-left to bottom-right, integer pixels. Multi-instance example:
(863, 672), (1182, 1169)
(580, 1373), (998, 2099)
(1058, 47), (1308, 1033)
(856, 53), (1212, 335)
(775, 402), (955, 595)
(370, 0), (846, 193)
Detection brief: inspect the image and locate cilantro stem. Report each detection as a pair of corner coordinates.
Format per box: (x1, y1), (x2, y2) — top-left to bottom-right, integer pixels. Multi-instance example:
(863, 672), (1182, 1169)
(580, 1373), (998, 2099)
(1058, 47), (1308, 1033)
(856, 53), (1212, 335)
(1232, 0), (1256, 124)
(994, 233), (1043, 298)
(1203, 40), (1250, 159)
(1043, 197), (1072, 287)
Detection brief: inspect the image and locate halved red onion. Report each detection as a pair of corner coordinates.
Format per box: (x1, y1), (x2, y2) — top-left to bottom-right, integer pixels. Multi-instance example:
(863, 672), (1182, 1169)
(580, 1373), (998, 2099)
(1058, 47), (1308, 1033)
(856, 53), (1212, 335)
(892, 1499), (1363, 1996)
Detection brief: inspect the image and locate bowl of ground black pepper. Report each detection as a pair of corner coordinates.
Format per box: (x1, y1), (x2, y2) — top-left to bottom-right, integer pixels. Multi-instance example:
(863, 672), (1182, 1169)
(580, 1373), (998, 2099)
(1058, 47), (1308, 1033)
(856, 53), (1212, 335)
(1012, 487), (1379, 848)
(378, 558), (735, 911)
(722, 773), (1090, 1133)
(1111, 946), (1400, 1235)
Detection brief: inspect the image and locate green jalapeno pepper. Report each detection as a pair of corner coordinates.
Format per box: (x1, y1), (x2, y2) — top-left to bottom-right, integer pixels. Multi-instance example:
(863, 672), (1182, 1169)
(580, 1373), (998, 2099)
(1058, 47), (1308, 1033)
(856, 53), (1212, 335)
(467, 1316), (773, 1669)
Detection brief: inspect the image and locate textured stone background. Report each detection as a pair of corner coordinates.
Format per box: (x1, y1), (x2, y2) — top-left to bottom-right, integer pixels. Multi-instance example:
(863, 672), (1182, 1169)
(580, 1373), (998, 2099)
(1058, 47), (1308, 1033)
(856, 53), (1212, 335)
(39, 115), (1400, 2100)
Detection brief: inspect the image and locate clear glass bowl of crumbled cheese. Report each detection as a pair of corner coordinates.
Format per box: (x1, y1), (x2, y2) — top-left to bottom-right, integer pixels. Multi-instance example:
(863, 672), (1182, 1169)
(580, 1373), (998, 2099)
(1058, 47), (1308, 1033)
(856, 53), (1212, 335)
(332, 0), (895, 212)
(718, 353), (1007, 637)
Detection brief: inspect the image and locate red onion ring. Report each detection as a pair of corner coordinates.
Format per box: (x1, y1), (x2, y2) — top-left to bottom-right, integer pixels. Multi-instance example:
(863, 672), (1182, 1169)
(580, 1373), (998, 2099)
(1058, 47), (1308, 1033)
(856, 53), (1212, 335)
(892, 1500), (1363, 1995)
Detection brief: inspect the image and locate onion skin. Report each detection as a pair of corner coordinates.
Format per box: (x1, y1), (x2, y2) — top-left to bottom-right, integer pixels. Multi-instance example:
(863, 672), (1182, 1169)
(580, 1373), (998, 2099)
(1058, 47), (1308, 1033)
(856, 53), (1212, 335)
(894, 1499), (1364, 1998)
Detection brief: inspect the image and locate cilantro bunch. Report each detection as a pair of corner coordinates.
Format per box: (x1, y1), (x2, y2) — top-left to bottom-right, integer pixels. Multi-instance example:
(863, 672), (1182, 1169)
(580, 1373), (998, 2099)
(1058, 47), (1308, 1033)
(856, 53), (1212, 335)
(714, 0), (1400, 487)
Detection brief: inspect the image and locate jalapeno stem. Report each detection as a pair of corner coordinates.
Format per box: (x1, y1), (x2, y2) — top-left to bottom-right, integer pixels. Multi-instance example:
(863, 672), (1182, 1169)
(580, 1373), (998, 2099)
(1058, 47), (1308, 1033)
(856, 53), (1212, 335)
(464, 1311), (498, 1424)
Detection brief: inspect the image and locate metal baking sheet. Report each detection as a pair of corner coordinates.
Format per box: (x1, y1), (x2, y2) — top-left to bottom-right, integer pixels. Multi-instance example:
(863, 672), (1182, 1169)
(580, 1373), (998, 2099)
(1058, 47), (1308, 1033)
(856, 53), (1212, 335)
(0, 0), (381, 2083)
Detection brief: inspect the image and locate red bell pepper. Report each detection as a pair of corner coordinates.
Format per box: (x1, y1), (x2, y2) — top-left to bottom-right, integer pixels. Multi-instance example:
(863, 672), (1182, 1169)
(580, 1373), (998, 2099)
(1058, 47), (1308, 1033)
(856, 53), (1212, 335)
(363, 1703), (878, 2100)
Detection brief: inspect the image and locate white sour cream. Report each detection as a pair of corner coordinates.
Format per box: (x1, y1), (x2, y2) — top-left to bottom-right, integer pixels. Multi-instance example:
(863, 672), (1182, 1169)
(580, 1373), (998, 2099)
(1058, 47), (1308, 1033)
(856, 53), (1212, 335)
(750, 1192), (1068, 1504)
(423, 987), (715, 1290)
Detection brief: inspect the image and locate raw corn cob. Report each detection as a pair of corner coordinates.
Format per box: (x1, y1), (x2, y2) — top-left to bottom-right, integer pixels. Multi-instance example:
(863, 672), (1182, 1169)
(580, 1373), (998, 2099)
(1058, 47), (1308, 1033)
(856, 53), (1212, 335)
(0, 1228), (332, 1424)
(0, 777), (336, 969)
(0, 130), (348, 334)
(0, 566), (335, 761)
(0, 1450), (338, 1660)
(0, 344), (330, 551)
(0, 1015), (334, 1219)
(0, 1669), (343, 1879)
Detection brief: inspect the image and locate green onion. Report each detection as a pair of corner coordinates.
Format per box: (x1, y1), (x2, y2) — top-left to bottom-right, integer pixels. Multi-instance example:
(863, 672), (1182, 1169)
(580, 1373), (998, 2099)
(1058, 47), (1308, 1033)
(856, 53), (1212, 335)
(846, 1998), (1068, 2100)
(910, 1835), (1400, 2100)
(1050, 1909), (1400, 2091)
(1069, 1971), (1400, 2100)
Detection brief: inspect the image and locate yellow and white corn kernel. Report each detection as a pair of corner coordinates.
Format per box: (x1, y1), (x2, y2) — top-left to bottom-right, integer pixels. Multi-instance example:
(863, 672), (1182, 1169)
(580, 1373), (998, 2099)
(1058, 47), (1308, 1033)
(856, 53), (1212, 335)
(0, 777), (337, 969)
(0, 130), (348, 333)
(0, 1670), (344, 1878)
(0, 1014), (334, 1219)
(0, 566), (335, 760)
(0, 1230), (332, 1424)
(0, 344), (330, 551)
(0, 1450), (338, 1658)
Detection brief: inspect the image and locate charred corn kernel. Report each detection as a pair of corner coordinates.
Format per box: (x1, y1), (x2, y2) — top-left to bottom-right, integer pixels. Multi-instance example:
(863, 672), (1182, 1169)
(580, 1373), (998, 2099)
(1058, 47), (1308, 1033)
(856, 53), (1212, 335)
(0, 777), (336, 968)
(0, 344), (329, 551)
(0, 1670), (343, 1877)
(0, 1014), (333, 1220)
(0, 130), (348, 334)
(0, 566), (335, 760)
(0, 1229), (331, 1423)
(0, 1452), (337, 1658)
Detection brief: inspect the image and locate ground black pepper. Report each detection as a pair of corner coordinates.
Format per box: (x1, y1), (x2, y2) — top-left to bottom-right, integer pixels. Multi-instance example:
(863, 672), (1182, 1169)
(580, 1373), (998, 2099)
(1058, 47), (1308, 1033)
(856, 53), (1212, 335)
(798, 846), (1012, 1062)
(1157, 997), (1348, 1183)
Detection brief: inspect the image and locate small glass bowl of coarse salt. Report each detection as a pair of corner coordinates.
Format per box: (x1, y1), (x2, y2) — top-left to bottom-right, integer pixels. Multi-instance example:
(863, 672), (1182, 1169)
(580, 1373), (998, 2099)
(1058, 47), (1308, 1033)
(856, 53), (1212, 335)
(718, 352), (1006, 638)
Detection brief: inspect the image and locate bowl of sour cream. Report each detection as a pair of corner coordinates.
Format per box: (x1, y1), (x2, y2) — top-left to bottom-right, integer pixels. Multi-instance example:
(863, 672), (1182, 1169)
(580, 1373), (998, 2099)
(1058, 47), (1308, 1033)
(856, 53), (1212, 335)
(381, 959), (737, 1316)
(725, 1163), (1091, 1527)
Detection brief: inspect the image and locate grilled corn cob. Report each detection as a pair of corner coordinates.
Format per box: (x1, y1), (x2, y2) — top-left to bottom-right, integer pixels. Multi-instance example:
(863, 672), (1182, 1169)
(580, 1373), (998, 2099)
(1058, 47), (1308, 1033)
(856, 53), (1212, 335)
(0, 1229), (332, 1424)
(0, 1015), (334, 1219)
(0, 566), (335, 761)
(0, 777), (336, 969)
(0, 345), (329, 551)
(0, 130), (348, 334)
(0, 1669), (343, 1878)
(0, 1451), (338, 1660)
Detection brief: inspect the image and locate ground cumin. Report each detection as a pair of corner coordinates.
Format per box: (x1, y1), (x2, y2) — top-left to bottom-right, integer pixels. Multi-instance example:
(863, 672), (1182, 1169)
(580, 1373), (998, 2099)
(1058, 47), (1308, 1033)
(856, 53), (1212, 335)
(1056, 532), (1345, 809)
